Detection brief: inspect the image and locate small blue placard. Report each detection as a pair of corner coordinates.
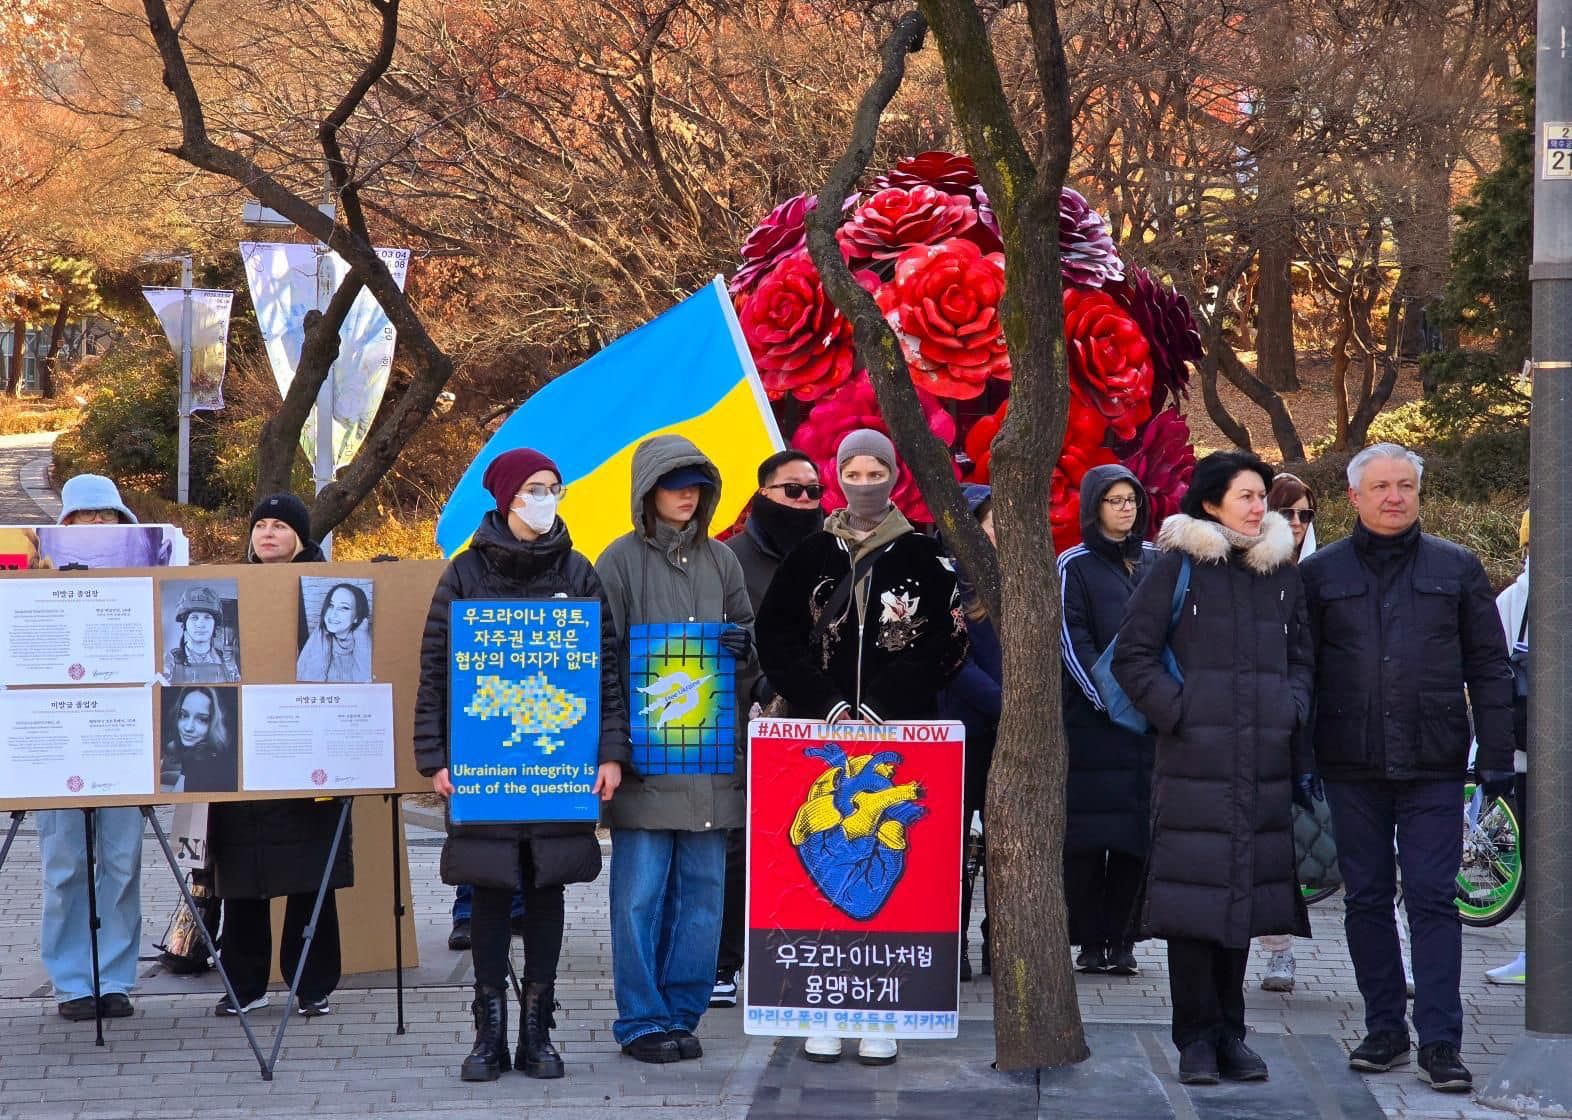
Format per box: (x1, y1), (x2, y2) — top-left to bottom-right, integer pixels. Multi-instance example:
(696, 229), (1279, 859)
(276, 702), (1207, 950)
(447, 598), (602, 824)
(628, 621), (736, 775)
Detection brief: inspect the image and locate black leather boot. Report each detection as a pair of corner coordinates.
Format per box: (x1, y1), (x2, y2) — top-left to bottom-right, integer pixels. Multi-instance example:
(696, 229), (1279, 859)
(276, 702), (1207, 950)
(460, 984), (511, 1081)
(517, 981), (565, 1079)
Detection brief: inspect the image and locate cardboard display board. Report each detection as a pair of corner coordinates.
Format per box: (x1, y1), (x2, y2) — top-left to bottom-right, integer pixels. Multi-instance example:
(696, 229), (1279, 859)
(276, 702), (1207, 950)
(745, 719), (964, 1040)
(0, 560), (444, 811)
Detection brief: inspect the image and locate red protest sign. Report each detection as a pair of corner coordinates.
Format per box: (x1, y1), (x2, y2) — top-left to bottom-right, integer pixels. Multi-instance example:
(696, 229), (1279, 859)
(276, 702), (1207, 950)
(744, 718), (963, 1039)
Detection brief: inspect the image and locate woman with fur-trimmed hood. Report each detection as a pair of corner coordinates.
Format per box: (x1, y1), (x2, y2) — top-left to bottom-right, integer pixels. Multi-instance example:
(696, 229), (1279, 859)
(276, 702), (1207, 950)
(1111, 451), (1313, 1087)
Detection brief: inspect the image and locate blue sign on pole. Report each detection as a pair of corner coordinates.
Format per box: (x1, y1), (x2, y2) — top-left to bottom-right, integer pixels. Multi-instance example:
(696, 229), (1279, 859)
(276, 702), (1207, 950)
(447, 598), (602, 824)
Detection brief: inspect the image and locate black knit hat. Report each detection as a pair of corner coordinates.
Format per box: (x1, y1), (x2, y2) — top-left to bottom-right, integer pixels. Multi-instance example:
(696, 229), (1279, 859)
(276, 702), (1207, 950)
(248, 492), (313, 548)
(1181, 451), (1274, 521)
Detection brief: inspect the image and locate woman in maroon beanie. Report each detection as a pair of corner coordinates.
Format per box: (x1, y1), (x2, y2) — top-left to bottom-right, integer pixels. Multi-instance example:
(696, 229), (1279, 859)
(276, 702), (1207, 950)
(414, 448), (630, 1082)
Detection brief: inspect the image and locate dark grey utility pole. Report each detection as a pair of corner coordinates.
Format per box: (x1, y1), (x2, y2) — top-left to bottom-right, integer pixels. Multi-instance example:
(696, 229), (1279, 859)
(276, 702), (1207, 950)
(1481, 10), (1572, 1115)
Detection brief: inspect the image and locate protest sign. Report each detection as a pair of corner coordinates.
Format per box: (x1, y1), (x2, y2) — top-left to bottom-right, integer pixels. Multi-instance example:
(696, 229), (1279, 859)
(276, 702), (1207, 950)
(447, 598), (603, 824)
(627, 621), (736, 775)
(745, 718), (964, 1040)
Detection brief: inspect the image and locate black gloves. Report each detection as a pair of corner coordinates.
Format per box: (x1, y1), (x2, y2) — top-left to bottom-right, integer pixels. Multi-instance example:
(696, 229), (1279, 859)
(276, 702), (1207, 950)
(1292, 773), (1324, 813)
(718, 624), (752, 660)
(1478, 770), (1516, 804)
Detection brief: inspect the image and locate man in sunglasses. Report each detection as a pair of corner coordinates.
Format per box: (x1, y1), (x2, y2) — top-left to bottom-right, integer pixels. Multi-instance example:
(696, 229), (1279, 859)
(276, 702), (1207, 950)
(712, 449), (825, 1008)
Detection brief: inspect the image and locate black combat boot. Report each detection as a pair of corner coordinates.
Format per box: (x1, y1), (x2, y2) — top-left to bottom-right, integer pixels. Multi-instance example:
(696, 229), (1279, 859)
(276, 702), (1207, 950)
(517, 981), (565, 1079)
(460, 984), (511, 1081)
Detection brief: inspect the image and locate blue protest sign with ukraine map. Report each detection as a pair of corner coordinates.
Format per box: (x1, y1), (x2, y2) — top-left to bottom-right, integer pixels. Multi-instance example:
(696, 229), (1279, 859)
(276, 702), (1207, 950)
(447, 598), (602, 824)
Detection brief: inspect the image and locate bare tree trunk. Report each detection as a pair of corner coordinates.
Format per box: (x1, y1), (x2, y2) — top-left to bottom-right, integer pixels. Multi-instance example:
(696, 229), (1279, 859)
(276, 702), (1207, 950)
(8, 318), (24, 398)
(1348, 300), (1408, 446)
(1330, 302), (1353, 449)
(1215, 340), (1306, 461)
(41, 298), (69, 399)
(1254, 231), (1298, 391)
(1199, 348), (1254, 451)
(1250, 2), (1298, 392)
(807, 1), (1088, 1071)
(142, 0), (455, 538)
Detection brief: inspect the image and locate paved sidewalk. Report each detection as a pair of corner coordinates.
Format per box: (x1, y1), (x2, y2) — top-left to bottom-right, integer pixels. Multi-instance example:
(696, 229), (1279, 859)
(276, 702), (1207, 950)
(0, 808), (1529, 1119)
(0, 431), (61, 524)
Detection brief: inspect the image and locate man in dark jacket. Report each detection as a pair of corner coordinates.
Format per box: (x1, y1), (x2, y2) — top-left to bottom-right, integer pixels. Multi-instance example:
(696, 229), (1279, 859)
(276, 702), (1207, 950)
(1300, 443), (1515, 1094)
(712, 449), (824, 1007)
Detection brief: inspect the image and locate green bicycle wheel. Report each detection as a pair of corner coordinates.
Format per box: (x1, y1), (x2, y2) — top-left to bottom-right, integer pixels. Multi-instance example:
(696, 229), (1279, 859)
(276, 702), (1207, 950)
(1457, 783), (1525, 928)
(1302, 883), (1339, 905)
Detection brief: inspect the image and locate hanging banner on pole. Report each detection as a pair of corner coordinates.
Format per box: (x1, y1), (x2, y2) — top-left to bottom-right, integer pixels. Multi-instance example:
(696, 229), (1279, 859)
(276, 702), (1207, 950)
(239, 242), (410, 469)
(141, 287), (234, 411)
(745, 719), (964, 1040)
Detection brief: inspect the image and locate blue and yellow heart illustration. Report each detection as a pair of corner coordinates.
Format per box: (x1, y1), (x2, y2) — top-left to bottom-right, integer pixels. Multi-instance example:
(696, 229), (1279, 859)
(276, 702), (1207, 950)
(789, 743), (926, 920)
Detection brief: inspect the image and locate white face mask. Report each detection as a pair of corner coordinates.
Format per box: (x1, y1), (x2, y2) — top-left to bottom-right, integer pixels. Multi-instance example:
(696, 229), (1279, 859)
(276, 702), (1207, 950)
(512, 494), (558, 534)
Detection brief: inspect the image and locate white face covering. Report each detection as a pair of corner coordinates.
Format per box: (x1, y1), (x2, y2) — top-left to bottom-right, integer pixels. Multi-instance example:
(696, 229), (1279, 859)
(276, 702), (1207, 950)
(512, 495), (558, 534)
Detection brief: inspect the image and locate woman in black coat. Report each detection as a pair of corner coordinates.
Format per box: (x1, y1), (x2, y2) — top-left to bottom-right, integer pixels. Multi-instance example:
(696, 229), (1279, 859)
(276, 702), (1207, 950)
(208, 494), (353, 1019)
(1111, 452), (1313, 1086)
(1057, 464), (1158, 977)
(415, 449), (629, 1082)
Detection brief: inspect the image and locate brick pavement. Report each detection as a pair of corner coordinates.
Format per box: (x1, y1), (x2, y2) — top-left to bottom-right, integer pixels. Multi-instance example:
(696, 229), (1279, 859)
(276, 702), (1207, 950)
(0, 809), (1530, 1119)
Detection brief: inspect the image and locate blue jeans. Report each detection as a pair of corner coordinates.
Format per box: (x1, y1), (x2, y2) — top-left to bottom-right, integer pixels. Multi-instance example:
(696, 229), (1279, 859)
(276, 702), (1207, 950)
(610, 828), (726, 1045)
(1324, 779), (1463, 1047)
(451, 883), (524, 922)
(39, 808), (143, 1001)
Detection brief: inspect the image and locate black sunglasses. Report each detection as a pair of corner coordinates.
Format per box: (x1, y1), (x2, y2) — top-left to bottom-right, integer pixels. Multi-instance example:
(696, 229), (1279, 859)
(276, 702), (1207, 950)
(764, 483), (824, 500)
(1278, 508), (1315, 525)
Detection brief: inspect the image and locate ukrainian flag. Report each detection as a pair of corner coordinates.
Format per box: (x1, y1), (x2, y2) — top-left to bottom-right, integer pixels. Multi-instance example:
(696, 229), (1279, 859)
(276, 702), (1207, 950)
(436, 277), (784, 560)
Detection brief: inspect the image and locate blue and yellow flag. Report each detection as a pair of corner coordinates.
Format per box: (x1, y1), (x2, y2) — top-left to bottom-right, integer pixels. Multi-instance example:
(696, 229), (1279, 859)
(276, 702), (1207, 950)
(436, 277), (784, 560)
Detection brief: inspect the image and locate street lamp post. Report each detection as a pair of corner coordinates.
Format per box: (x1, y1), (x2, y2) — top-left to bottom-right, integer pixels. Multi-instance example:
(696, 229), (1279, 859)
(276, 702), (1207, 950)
(177, 256), (194, 506)
(140, 251), (195, 504)
(1479, 11), (1572, 1115)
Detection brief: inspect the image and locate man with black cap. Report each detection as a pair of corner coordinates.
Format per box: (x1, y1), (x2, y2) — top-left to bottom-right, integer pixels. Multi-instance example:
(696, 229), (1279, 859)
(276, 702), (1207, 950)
(710, 449), (826, 1008)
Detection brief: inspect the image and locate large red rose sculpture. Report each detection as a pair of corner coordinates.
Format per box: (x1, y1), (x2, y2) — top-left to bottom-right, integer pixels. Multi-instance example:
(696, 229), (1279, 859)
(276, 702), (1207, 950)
(837, 186), (977, 264)
(732, 152), (1201, 534)
(877, 239), (1009, 400)
(738, 250), (879, 401)
(1064, 287), (1155, 442)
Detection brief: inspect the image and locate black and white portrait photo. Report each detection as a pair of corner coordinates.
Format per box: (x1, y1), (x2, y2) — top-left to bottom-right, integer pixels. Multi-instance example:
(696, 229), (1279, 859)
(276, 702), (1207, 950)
(296, 577), (374, 683)
(159, 685), (240, 794)
(161, 579), (241, 684)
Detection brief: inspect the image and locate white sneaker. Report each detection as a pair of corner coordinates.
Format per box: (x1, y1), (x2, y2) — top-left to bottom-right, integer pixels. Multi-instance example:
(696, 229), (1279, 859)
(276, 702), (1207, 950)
(1260, 949), (1296, 992)
(709, 971), (738, 1008)
(804, 1035), (843, 1063)
(858, 1037), (898, 1066)
(1486, 951), (1526, 986)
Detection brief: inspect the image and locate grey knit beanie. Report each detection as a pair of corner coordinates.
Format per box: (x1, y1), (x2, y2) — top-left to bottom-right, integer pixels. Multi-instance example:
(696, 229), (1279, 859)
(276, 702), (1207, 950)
(836, 428), (899, 477)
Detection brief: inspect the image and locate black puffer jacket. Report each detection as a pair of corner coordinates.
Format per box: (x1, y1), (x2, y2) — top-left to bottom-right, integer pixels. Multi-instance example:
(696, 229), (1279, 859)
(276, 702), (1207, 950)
(1300, 520), (1514, 782)
(757, 510), (967, 722)
(414, 511), (630, 892)
(1058, 464), (1157, 857)
(1111, 512), (1313, 947)
(209, 542), (355, 900)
